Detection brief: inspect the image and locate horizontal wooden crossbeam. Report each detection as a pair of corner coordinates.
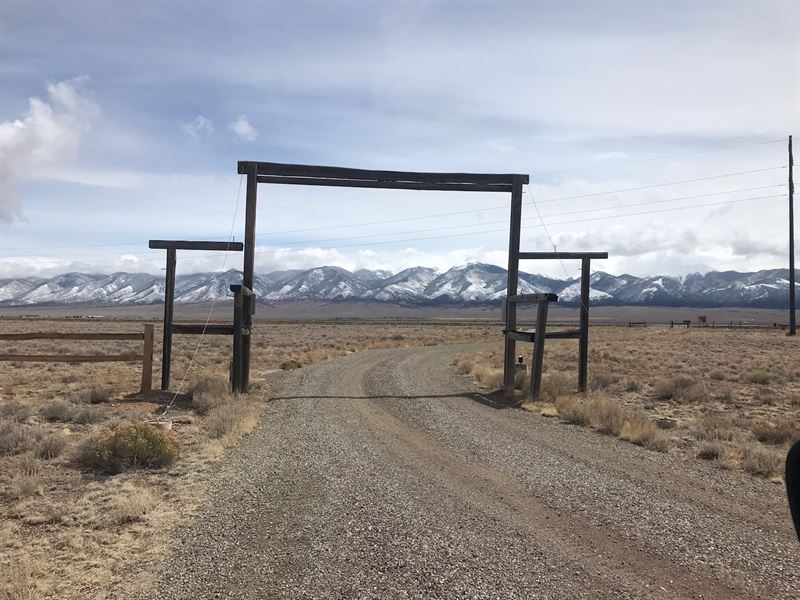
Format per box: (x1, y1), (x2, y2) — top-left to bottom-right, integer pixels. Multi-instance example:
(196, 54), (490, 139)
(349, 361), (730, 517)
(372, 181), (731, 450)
(148, 240), (244, 251)
(518, 252), (608, 260)
(256, 175), (512, 193)
(505, 329), (581, 342)
(171, 324), (235, 335)
(0, 332), (143, 341)
(240, 161), (528, 186)
(507, 293), (559, 303)
(0, 353), (143, 363)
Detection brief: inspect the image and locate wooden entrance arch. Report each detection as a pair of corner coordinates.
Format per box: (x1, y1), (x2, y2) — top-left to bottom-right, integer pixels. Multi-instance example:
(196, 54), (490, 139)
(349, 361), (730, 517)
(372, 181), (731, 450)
(236, 161), (529, 392)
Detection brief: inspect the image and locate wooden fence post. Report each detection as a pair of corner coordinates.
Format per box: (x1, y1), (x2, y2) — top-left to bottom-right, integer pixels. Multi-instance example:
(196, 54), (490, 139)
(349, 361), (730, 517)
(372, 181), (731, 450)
(231, 287), (243, 393)
(578, 257), (590, 392)
(529, 298), (550, 400)
(241, 163), (258, 393)
(141, 324), (154, 393)
(503, 176), (523, 394)
(161, 247), (176, 390)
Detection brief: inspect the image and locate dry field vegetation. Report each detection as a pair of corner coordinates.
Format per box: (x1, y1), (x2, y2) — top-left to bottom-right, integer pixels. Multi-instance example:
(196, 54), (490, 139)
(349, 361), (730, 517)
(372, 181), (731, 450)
(0, 317), (496, 599)
(456, 326), (800, 480)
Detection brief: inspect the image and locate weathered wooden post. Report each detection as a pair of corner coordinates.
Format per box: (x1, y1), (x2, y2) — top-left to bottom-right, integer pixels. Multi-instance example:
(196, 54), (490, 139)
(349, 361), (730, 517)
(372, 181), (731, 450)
(162, 248), (176, 390)
(578, 257), (591, 392)
(530, 296), (551, 400)
(231, 285), (244, 393)
(503, 176), (524, 394)
(140, 323), (154, 393)
(241, 163), (258, 392)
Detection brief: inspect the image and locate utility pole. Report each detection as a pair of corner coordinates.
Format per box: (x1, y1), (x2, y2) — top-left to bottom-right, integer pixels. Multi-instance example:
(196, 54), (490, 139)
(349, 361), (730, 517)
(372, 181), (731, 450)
(790, 135), (796, 336)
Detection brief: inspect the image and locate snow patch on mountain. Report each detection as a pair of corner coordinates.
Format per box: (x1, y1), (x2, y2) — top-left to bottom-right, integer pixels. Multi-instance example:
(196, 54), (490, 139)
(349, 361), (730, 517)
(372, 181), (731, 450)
(0, 265), (797, 308)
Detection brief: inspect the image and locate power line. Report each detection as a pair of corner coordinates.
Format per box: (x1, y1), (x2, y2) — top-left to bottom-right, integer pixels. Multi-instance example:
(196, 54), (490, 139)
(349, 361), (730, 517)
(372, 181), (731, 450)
(3, 167), (786, 253)
(253, 183), (785, 238)
(265, 193), (785, 251)
(2, 192), (784, 269)
(535, 138), (785, 176)
(535, 166), (787, 204)
(3, 187), (787, 260)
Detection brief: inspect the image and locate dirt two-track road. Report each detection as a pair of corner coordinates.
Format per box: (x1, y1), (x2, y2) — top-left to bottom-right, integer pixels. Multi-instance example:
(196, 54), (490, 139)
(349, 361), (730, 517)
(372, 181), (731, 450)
(149, 344), (799, 599)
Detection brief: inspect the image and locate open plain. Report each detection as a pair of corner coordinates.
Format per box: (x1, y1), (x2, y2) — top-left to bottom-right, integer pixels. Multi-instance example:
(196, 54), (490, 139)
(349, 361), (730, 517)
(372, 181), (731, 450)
(1, 315), (798, 598)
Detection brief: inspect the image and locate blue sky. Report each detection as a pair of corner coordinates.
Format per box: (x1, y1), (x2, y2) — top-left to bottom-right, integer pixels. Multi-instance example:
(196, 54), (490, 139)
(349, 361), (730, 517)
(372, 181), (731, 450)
(1, 0), (798, 279)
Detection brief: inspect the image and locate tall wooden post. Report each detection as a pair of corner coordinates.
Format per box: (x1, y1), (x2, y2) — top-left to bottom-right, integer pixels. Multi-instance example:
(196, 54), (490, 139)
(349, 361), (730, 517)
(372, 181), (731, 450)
(578, 257), (591, 391)
(241, 163), (258, 390)
(503, 176), (524, 394)
(141, 324), (154, 393)
(231, 286), (243, 393)
(529, 298), (550, 400)
(161, 248), (176, 390)
(789, 135), (796, 336)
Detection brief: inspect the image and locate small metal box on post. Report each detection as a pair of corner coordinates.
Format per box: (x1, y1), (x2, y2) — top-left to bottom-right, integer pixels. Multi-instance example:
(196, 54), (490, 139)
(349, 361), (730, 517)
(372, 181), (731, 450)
(148, 240), (244, 390)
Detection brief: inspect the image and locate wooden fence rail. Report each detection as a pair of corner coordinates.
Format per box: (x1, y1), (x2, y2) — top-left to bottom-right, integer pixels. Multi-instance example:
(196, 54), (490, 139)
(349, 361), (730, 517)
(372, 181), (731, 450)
(0, 324), (155, 393)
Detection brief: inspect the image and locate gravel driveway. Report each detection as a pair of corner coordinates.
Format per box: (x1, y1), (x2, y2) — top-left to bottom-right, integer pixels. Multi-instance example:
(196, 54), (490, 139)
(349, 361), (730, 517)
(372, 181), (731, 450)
(148, 344), (799, 599)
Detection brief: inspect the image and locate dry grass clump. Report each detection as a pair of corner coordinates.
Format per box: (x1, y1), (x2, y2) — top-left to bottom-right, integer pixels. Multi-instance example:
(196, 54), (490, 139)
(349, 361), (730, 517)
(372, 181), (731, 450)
(696, 440), (725, 460)
(541, 372), (572, 401)
(754, 387), (777, 405)
(554, 396), (592, 427)
(9, 453), (43, 499)
(590, 371), (620, 391)
(279, 359), (302, 370)
(751, 417), (798, 445)
(110, 486), (156, 525)
(469, 364), (504, 389)
(39, 400), (105, 424)
(35, 431), (68, 459)
(708, 368), (726, 381)
(742, 370), (770, 385)
(690, 414), (736, 442)
(590, 397), (627, 434)
(653, 375), (694, 400)
(623, 378), (643, 392)
(0, 400), (34, 422)
(0, 419), (35, 455)
(653, 375), (704, 403)
(454, 352), (505, 389)
(189, 375), (231, 415)
(740, 443), (783, 477)
(39, 399), (73, 422)
(189, 374), (229, 399)
(555, 395), (670, 451)
(204, 396), (258, 439)
(83, 386), (113, 404)
(191, 392), (223, 416)
(618, 413), (670, 451)
(1, 554), (47, 599)
(74, 422), (179, 474)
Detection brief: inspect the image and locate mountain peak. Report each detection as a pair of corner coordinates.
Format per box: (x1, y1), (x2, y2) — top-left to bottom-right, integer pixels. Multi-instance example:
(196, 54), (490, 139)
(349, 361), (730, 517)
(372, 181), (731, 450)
(0, 266), (797, 308)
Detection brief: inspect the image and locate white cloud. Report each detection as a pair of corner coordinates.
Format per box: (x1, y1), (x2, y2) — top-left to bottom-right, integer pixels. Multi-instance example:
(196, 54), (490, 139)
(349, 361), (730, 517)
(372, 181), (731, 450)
(0, 76), (100, 222)
(179, 114), (214, 140)
(228, 115), (257, 142)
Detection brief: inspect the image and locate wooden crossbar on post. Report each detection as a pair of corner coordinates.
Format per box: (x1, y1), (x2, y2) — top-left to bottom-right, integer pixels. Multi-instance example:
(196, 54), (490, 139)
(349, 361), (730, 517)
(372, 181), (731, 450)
(0, 324), (155, 393)
(503, 251), (608, 395)
(148, 239), (244, 391)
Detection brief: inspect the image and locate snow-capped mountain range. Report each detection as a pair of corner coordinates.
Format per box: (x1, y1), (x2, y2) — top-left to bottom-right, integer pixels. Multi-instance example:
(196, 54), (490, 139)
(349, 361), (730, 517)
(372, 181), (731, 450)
(0, 264), (798, 308)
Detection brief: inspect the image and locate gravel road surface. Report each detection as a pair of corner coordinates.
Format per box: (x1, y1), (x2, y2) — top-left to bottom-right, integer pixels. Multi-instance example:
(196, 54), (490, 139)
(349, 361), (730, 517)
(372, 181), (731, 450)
(149, 344), (799, 599)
